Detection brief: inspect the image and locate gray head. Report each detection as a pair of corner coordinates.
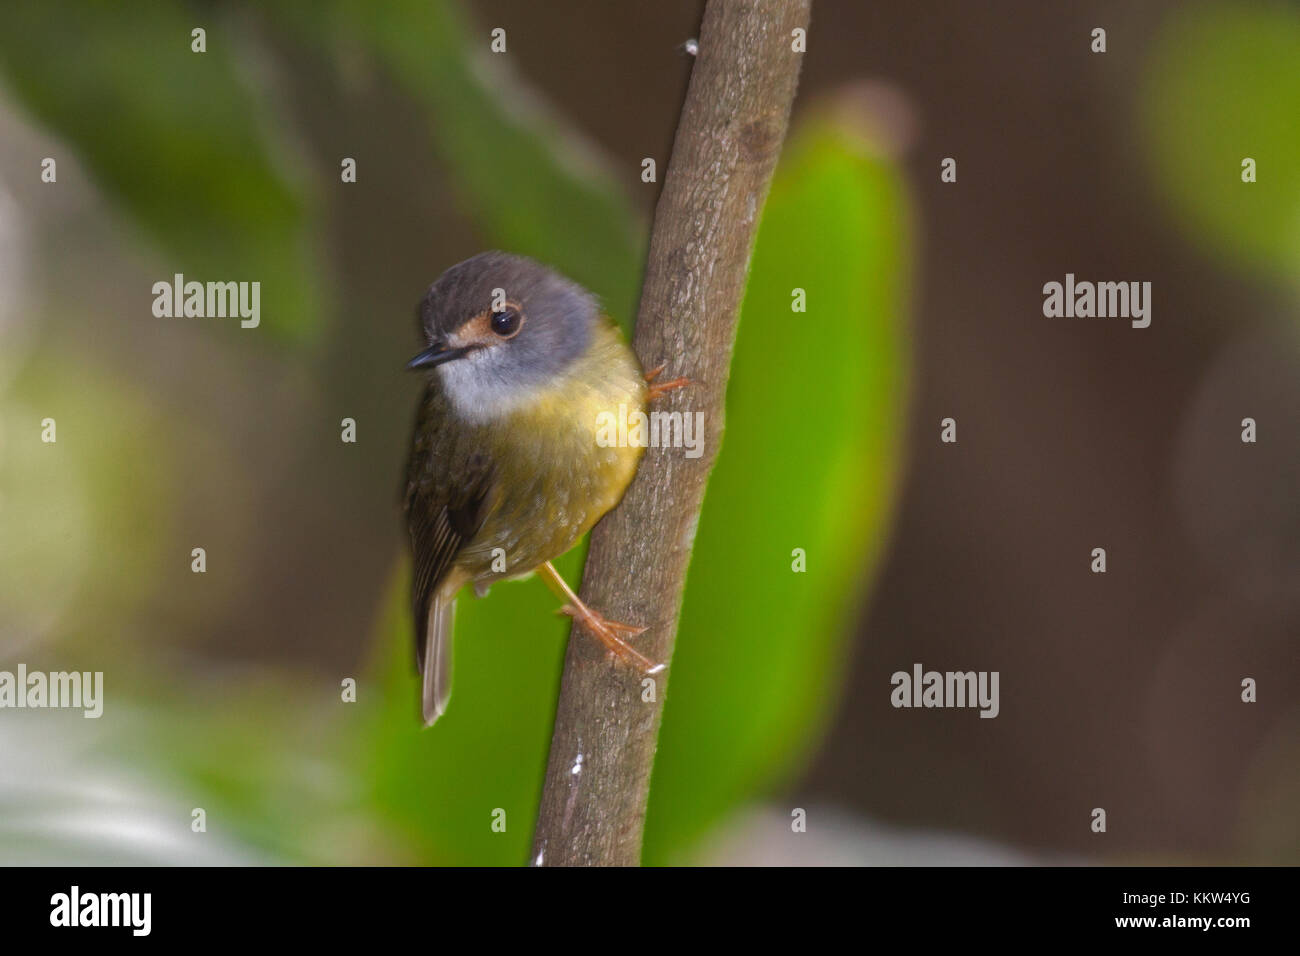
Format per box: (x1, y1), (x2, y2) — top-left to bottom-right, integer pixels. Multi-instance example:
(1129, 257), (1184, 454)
(408, 252), (596, 421)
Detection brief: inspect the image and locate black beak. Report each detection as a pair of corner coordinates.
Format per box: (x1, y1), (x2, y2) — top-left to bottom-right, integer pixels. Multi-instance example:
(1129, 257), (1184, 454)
(406, 343), (472, 370)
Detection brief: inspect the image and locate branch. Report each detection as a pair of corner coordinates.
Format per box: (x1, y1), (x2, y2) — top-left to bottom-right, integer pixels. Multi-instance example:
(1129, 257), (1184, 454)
(531, 0), (810, 867)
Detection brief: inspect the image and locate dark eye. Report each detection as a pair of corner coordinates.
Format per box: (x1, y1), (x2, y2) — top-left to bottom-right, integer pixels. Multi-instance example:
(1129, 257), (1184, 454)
(489, 307), (522, 337)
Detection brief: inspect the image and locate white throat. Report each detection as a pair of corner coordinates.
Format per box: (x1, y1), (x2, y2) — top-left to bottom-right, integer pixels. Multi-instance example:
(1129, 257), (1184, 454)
(437, 349), (544, 424)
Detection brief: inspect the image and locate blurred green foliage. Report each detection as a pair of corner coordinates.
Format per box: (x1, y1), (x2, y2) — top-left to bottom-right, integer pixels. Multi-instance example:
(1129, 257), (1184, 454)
(0, 358), (174, 649)
(354, 555), (580, 865)
(0, 1), (323, 343)
(0, 0), (910, 864)
(1141, 2), (1300, 290)
(265, 0), (646, 325)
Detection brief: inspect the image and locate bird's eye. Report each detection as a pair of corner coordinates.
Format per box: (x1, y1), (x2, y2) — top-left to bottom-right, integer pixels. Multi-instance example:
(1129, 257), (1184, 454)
(489, 307), (522, 338)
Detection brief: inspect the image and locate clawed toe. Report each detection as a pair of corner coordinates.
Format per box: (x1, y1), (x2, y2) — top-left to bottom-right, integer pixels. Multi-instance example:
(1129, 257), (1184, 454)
(559, 604), (661, 675)
(644, 363), (691, 402)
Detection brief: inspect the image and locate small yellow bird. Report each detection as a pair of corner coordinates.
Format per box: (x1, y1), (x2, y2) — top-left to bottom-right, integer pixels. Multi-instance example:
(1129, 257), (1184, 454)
(404, 252), (686, 726)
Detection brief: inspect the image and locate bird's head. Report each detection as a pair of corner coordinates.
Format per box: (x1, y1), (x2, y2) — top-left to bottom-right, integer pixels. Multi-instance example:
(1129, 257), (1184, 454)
(408, 252), (596, 421)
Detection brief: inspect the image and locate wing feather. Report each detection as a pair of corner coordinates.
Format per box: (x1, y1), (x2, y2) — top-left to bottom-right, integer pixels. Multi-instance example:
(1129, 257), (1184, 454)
(404, 384), (494, 724)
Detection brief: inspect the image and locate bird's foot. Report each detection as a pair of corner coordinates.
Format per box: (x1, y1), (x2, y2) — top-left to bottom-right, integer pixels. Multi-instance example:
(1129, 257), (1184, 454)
(559, 603), (664, 675)
(644, 363), (691, 402)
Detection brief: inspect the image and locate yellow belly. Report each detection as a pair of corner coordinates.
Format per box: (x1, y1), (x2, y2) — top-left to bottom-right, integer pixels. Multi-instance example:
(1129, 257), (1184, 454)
(457, 322), (646, 580)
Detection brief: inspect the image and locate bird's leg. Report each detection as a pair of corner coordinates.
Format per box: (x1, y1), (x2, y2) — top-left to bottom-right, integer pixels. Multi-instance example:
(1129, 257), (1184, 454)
(538, 561), (665, 675)
(643, 363), (691, 403)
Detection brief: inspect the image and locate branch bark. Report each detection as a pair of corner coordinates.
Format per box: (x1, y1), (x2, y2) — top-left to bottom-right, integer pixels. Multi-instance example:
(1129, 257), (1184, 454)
(531, 0), (810, 867)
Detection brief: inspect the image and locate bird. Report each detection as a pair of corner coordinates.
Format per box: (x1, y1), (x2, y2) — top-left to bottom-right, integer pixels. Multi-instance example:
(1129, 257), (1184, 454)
(403, 252), (688, 726)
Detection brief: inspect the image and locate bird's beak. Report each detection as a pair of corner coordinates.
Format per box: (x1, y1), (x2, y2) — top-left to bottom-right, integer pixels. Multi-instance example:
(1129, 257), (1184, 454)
(406, 343), (471, 370)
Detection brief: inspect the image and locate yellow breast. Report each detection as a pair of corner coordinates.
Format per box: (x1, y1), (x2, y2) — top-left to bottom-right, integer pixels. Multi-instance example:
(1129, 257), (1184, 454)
(460, 320), (647, 578)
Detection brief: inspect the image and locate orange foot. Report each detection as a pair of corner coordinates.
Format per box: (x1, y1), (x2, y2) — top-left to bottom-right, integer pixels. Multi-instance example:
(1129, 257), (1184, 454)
(559, 601), (664, 676)
(644, 363), (691, 402)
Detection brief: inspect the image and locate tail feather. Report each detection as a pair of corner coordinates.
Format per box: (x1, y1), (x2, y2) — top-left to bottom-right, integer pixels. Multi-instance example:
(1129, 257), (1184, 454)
(421, 592), (455, 727)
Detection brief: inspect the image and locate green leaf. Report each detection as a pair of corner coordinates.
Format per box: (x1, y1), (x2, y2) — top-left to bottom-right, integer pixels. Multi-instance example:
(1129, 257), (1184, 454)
(643, 117), (912, 862)
(355, 550), (582, 865)
(0, 1), (323, 343)
(1140, 3), (1300, 289)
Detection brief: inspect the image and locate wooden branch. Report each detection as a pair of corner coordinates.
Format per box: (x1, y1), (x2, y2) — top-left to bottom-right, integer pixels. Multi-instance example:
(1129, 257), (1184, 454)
(531, 0), (810, 867)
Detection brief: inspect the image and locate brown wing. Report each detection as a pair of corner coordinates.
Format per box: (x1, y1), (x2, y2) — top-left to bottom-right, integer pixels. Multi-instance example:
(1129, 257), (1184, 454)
(403, 384), (495, 677)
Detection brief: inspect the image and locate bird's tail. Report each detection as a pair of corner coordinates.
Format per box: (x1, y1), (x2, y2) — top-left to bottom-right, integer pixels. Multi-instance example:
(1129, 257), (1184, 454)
(421, 591), (455, 727)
